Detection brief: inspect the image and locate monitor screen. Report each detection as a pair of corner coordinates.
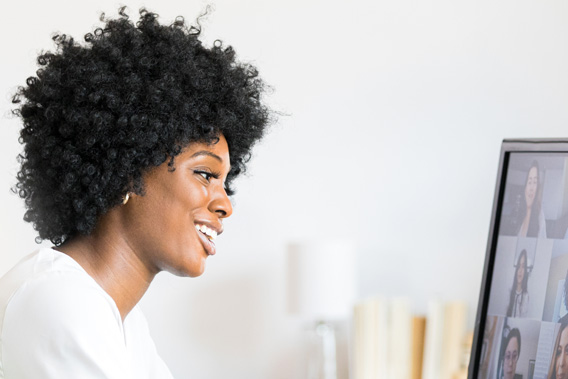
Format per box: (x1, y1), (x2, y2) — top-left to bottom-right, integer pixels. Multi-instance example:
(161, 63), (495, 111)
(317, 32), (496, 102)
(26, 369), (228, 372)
(470, 140), (568, 379)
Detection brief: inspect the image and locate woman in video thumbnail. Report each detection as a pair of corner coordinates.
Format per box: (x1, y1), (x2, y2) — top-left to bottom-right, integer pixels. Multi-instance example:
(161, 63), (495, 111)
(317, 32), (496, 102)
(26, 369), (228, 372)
(548, 321), (568, 379)
(518, 161), (546, 238)
(501, 327), (521, 379)
(507, 250), (530, 318)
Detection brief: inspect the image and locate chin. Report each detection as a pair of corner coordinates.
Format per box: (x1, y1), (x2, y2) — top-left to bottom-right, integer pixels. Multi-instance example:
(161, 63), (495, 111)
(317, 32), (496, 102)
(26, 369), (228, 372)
(182, 258), (207, 278)
(163, 257), (207, 278)
(187, 267), (206, 278)
(164, 244), (209, 277)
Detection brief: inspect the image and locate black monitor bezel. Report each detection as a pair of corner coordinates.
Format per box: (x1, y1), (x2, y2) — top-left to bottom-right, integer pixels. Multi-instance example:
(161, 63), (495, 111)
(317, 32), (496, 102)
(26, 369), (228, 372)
(468, 138), (568, 378)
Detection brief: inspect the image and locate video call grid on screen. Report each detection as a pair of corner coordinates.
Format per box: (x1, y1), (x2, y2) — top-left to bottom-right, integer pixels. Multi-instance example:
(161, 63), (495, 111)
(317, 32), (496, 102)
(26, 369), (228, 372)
(470, 140), (568, 379)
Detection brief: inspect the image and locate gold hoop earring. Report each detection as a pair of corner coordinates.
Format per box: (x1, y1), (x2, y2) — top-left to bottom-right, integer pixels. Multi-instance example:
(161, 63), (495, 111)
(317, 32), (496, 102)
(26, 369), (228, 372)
(122, 193), (130, 205)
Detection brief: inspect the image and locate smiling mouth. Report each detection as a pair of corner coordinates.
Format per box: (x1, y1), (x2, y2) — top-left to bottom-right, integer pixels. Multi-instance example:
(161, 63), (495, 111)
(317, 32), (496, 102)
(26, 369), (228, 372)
(195, 224), (218, 242)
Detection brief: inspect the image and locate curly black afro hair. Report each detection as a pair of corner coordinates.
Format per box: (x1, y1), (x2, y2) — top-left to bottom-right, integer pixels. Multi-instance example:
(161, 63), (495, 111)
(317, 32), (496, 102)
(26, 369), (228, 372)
(12, 7), (270, 246)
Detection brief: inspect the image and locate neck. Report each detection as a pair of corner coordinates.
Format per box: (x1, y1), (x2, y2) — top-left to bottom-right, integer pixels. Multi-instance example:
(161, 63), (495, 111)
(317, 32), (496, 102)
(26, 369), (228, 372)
(55, 209), (156, 321)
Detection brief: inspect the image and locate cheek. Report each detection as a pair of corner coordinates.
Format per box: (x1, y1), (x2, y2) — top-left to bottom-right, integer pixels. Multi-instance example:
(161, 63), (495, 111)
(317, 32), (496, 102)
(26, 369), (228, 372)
(161, 186), (210, 241)
(129, 196), (176, 243)
(157, 178), (205, 217)
(132, 185), (190, 237)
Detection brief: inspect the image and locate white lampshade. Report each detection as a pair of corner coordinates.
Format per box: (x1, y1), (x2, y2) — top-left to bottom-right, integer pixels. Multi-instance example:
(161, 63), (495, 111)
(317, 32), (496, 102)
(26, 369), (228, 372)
(287, 240), (356, 320)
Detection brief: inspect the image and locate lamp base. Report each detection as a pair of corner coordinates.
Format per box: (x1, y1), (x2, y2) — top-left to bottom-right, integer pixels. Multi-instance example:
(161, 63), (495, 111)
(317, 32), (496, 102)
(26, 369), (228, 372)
(307, 320), (337, 379)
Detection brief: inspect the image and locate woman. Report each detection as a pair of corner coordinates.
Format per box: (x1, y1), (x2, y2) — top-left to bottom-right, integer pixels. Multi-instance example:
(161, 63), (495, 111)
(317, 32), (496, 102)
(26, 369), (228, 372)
(501, 327), (521, 379)
(518, 161), (546, 238)
(1, 8), (269, 378)
(549, 320), (568, 379)
(506, 250), (530, 318)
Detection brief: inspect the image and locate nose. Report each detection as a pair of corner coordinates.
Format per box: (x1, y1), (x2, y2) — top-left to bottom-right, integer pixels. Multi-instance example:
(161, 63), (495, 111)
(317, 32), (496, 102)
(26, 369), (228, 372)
(209, 184), (233, 219)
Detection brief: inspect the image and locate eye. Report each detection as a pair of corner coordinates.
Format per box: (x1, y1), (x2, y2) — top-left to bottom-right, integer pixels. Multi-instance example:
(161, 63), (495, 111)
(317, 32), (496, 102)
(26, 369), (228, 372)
(193, 169), (220, 183)
(198, 171), (212, 181)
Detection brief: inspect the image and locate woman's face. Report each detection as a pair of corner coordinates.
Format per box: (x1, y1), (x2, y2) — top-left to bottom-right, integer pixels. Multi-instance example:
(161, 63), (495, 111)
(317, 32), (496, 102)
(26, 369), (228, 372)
(121, 135), (232, 277)
(525, 166), (539, 208)
(517, 254), (526, 286)
(556, 327), (568, 379)
(504, 336), (519, 379)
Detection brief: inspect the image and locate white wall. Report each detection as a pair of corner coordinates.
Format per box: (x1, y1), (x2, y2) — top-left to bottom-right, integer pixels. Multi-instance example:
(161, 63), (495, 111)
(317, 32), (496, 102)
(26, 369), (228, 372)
(2, 1), (568, 378)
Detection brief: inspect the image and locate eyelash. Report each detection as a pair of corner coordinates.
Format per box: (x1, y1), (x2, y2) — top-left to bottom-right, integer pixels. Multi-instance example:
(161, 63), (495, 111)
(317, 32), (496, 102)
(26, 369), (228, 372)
(193, 169), (220, 182)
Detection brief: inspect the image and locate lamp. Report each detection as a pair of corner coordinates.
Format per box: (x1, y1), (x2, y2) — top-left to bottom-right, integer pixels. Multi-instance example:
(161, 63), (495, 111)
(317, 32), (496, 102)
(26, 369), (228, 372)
(287, 240), (356, 379)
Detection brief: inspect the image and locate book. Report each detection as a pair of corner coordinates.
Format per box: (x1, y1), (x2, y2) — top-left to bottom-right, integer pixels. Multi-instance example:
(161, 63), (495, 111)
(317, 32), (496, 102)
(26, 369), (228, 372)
(354, 298), (465, 379)
(422, 300), (444, 379)
(353, 297), (388, 379)
(353, 297), (410, 379)
(440, 302), (467, 379)
(389, 298), (412, 379)
(422, 300), (467, 379)
(410, 316), (427, 379)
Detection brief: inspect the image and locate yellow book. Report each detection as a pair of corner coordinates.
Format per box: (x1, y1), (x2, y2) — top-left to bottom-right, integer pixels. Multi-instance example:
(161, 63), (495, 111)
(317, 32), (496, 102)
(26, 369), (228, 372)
(410, 316), (426, 379)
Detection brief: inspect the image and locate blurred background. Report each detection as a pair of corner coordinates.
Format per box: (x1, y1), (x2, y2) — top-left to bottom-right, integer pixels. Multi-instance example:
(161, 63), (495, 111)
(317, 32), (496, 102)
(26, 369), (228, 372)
(2, 0), (568, 378)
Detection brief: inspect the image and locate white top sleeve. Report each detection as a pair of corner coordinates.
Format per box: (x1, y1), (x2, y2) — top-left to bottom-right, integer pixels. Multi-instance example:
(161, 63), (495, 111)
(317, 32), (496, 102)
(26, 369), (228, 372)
(1, 272), (130, 379)
(538, 209), (547, 238)
(519, 292), (530, 318)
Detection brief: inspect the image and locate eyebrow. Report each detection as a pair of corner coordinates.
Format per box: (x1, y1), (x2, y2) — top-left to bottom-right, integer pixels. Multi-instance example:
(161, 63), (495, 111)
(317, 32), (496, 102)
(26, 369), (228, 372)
(190, 151), (223, 162)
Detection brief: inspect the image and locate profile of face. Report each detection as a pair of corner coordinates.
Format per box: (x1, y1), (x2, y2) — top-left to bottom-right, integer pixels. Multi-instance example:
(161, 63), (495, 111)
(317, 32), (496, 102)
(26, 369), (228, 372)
(516, 254), (526, 288)
(121, 134), (232, 277)
(556, 326), (568, 379)
(525, 166), (539, 209)
(504, 336), (519, 379)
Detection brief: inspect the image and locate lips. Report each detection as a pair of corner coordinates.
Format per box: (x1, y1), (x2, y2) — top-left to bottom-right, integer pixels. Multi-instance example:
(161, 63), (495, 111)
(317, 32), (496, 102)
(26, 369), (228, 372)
(195, 224), (218, 240)
(195, 224), (218, 256)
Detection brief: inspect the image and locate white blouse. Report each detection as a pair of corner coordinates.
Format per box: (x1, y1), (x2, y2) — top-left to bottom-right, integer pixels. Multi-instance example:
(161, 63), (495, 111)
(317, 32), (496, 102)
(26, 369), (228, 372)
(0, 248), (174, 378)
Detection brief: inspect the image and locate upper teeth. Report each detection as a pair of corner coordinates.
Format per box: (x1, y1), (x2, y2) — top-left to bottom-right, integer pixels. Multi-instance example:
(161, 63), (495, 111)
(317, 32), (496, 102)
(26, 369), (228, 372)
(195, 224), (218, 240)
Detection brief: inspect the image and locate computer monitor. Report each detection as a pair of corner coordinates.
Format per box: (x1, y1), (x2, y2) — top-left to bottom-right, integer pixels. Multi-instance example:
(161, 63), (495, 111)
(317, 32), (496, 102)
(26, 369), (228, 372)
(469, 139), (568, 379)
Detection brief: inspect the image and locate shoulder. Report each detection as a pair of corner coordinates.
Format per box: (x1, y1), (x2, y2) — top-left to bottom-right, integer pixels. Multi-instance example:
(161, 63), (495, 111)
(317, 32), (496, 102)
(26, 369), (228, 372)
(1, 247), (122, 336)
(5, 267), (120, 328)
(0, 248), (121, 329)
(0, 250), (128, 378)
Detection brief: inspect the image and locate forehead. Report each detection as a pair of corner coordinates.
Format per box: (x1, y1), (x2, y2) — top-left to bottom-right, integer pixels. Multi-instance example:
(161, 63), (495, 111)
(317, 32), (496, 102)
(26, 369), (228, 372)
(183, 135), (230, 163)
(561, 327), (568, 340)
(507, 336), (519, 350)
